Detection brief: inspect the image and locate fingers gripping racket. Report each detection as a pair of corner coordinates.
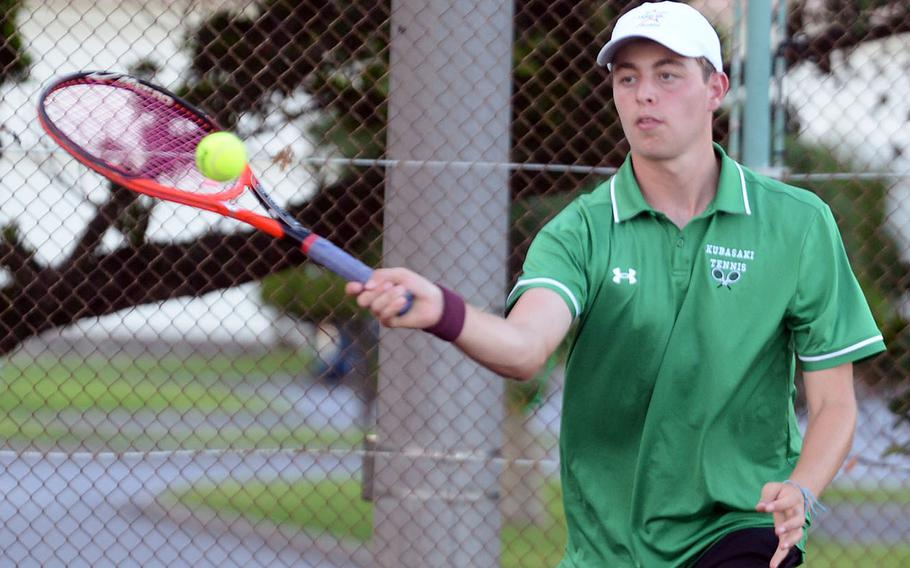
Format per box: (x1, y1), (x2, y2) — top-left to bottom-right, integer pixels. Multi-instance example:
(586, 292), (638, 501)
(38, 71), (411, 313)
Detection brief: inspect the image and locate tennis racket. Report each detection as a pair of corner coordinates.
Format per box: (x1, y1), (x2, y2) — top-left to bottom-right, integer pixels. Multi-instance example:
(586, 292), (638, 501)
(38, 71), (411, 313)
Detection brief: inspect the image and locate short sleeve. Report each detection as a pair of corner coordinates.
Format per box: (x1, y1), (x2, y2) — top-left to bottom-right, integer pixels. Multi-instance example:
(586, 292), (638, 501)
(788, 205), (885, 371)
(506, 201), (590, 320)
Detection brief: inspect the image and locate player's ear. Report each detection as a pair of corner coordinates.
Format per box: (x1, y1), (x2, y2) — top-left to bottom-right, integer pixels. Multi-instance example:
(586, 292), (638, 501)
(706, 71), (729, 112)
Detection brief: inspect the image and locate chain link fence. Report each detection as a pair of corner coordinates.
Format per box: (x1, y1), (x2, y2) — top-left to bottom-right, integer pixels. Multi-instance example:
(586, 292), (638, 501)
(0, 0), (908, 566)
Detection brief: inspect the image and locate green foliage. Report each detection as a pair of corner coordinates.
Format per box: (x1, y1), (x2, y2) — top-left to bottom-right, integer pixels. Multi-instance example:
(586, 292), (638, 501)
(112, 200), (152, 247)
(784, 138), (906, 340)
(260, 237), (379, 322)
(127, 58), (162, 80)
(260, 264), (359, 322)
(1, 221), (20, 245)
(306, 54), (389, 162)
(183, 1), (389, 129)
(511, 192), (580, 247)
(784, 138), (910, 451)
(0, 0), (30, 84)
(512, 2), (627, 174)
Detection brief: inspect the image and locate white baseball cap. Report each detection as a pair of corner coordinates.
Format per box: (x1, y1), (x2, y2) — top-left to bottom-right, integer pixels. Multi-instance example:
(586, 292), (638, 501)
(596, 2), (723, 72)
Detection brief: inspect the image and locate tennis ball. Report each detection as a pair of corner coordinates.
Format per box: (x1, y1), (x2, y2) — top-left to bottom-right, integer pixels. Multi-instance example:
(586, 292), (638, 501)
(195, 132), (248, 181)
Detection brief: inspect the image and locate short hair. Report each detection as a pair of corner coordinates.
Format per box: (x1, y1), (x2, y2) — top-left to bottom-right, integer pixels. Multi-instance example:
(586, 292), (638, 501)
(695, 56), (717, 82)
(608, 53), (718, 84)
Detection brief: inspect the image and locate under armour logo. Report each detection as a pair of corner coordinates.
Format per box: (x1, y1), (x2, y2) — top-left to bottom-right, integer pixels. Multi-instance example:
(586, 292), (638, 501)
(612, 267), (637, 284)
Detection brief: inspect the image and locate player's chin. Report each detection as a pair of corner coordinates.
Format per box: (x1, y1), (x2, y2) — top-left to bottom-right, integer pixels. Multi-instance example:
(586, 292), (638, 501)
(630, 140), (677, 161)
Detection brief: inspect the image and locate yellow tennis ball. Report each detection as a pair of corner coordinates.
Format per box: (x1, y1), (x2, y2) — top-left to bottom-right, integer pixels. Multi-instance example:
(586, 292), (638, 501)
(195, 132), (248, 181)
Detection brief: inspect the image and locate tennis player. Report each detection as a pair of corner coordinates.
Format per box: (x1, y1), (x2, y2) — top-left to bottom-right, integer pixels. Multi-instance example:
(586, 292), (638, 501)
(347, 2), (885, 566)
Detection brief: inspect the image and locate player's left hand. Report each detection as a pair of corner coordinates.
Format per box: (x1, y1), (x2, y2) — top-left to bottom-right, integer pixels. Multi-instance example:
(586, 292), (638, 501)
(756, 481), (805, 568)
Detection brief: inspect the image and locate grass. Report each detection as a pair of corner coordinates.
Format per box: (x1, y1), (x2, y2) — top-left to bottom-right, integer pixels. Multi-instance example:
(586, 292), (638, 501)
(0, 349), (312, 413)
(821, 485), (910, 505)
(172, 477), (910, 567)
(807, 539), (910, 567)
(500, 480), (566, 568)
(0, 409), (365, 451)
(171, 477), (568, 566)
(0, 349), (369, 450)
(174, 478), (374, 541)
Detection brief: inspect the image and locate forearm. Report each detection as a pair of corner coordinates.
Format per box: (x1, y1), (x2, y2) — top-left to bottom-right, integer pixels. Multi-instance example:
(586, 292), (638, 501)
(789, 397), (857, 497)
(453, 305), (551, 380)
(347, 271), (573, 381)
(755, 400), (853, 567)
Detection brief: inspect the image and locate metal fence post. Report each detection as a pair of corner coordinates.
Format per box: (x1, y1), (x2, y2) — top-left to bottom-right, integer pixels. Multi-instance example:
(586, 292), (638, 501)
(743, 0), (772, 170)
(374, 0), (512, 566)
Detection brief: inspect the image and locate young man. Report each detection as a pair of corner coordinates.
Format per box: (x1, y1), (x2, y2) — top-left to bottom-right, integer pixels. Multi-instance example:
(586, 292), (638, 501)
(347, 2), (885, 566)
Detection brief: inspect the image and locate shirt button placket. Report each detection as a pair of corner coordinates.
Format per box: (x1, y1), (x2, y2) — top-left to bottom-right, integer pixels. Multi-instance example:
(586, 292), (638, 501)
(671, 233), (689, 296)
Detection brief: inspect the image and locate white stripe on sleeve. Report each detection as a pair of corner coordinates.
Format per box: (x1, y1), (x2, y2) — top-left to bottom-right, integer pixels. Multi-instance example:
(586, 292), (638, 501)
(508, 277), (581, 318)
(798, 335), (884, 363)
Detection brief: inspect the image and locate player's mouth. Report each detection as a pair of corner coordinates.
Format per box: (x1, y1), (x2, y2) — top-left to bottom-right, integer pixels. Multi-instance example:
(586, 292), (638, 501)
(636, 116), (663, 130)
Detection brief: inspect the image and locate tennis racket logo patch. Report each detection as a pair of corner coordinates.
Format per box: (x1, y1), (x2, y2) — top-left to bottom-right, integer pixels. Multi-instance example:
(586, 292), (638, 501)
(705, 242), (754, 290)
(711, 267), (741, 288)
(612, 267), (637, 284)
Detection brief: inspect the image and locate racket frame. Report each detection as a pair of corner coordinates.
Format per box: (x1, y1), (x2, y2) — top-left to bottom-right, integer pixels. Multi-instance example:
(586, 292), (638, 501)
(37, 70), (388, 289)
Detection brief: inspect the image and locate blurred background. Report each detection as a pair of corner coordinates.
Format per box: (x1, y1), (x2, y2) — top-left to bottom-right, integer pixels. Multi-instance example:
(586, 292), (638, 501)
(0, 0), (908, 566)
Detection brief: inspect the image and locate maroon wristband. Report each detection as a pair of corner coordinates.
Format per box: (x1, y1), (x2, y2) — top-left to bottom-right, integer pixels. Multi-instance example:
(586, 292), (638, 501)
(424, 284), (466, 342)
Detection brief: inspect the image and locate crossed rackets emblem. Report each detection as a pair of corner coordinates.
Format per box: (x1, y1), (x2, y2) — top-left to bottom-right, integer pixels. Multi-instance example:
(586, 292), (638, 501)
(711, 267), (741, 289)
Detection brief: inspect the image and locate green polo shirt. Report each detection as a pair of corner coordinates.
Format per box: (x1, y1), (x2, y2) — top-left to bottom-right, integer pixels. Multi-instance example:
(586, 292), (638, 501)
(506, 145), (885, 567)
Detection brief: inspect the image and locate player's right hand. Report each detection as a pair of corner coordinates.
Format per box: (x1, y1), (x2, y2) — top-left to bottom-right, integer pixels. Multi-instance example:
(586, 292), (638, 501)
(346, 268), (444, 330)
(756, 481), (805, 568)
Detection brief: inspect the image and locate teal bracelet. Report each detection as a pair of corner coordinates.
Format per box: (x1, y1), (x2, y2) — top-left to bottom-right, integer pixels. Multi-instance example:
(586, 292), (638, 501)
(783, 479), (828, 518)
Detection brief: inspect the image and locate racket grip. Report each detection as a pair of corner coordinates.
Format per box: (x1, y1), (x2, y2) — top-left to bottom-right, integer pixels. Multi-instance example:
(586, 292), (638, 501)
(306, 237), (413, 315)
(307, 237), (374, 283)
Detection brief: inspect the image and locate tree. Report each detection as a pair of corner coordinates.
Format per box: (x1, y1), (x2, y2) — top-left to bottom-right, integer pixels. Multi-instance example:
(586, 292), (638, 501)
(0, 0), (29, 83)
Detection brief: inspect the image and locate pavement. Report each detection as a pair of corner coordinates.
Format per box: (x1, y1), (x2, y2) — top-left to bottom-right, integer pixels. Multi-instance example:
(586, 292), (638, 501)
(0, 446), (368, 568)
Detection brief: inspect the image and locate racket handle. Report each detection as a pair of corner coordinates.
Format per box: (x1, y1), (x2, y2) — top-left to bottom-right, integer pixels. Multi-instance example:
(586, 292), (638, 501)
(306, 237), (413, 315)
(307, 237), (373, 283)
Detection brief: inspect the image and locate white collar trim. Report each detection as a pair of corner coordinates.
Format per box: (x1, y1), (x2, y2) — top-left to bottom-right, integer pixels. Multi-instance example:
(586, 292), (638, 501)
(734, 162), (752, 215)
(611, 176), (620, 223)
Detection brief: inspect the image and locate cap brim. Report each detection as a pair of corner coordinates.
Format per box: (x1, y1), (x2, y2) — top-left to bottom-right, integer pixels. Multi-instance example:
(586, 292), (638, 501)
(596, 34), (719, 70)
(597, 36), (648, 68)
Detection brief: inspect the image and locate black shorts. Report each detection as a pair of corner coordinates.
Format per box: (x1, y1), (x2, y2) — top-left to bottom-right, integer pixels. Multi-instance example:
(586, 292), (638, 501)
(693, 527), (804, 568)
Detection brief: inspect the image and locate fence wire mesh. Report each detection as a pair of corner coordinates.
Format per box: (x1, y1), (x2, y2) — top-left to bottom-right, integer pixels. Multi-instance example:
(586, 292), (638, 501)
(0, 0), (908, 566)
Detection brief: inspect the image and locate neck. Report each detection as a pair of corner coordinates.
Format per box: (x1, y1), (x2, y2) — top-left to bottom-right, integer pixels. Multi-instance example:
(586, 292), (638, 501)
(631, 143), (720, 229)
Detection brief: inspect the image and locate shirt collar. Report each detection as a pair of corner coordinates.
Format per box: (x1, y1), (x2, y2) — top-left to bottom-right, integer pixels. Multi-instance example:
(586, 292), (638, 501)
(610, 143), (752, 223)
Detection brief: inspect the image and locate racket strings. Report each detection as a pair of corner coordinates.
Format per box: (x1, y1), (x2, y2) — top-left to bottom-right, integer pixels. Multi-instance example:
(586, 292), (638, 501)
(42, 81), (232, 196)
